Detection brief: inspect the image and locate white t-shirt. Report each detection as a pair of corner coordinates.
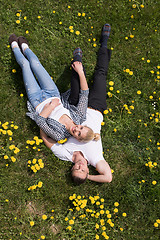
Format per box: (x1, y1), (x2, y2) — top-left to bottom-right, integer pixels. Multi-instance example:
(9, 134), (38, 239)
(36, 97), (71, 121)
(51, 108), (104, 167)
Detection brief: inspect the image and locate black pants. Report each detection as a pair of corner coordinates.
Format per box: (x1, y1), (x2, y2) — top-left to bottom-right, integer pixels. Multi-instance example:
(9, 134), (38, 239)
(69, 47), (111, 114)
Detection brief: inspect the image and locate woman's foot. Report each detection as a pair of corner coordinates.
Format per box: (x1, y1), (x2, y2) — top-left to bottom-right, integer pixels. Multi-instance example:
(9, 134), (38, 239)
(18, 36), (29, 53)
(9, 34), (19, 49)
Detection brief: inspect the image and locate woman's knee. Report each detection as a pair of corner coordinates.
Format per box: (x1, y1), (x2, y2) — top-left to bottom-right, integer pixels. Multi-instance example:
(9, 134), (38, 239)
(18, 58), (30, 69)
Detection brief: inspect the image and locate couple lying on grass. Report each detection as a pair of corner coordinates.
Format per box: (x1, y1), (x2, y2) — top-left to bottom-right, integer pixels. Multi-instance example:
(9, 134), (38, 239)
(9, 23), (112, 184)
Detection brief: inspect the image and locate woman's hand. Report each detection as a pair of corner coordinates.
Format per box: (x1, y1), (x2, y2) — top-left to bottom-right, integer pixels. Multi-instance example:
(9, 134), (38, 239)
(71, 61), (84, 75)
(40, 98), (61, 118)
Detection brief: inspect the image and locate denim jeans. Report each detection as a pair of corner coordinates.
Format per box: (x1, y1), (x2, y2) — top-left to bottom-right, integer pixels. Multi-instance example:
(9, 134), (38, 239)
(12, 47), (60, 108)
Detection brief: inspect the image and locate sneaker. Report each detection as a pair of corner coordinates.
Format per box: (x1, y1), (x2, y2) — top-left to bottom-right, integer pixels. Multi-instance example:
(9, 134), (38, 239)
(9, 34), (18, 45)
(18, 36), (29, 52)
(73, 47), (83, 58)
(101, 23), (111, 37)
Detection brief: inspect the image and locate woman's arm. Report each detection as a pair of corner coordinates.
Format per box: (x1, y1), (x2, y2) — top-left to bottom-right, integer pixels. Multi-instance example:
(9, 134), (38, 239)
(71, 61), (88, 90)
(40, 98), (60, 118)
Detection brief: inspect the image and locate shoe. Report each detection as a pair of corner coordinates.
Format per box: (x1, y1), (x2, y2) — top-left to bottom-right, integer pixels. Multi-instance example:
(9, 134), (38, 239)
(18, 36), (29, 52)
(73, 47), (82, 58)
(101, 23), (111, 37)
(9, 34), (18, 45)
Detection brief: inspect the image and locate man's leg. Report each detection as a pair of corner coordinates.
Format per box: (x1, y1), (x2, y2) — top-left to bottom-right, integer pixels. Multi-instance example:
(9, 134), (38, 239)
(88, 24), (111, 114)
(68, 48), (86, 106)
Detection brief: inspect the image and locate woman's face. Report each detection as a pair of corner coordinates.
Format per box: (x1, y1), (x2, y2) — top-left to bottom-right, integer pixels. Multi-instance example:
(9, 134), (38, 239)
(70, 125), (88, 141)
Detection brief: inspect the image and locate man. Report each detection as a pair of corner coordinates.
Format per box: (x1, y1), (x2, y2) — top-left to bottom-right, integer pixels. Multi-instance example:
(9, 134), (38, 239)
(40, 23), (112, 184)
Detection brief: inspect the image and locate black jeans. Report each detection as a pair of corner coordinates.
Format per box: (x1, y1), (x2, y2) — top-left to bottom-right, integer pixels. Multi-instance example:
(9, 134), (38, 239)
(68, 47), (111, 114)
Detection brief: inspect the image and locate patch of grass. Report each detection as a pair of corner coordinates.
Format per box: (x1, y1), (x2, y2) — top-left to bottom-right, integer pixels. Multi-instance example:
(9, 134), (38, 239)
(0, 0), (160, 239)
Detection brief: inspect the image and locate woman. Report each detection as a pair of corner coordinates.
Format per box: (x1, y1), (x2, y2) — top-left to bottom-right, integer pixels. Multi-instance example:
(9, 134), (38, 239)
(9, 34), (100, 142)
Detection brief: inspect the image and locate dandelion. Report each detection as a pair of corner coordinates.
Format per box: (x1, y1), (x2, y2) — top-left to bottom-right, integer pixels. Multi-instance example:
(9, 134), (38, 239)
(154, 222), (158, 227)
(95, 234), (100, 239)
(101, 122), (105, 126)
(30, 221), (34, 226)
(152, 181), (157, 185)
(41, 236), (45, 239)
(24, 16), (27, 20)
(147, 59), (150, 63)
(125, 37), (128, 40)
(129, 71), (133, 75)
(122, 212), (127, 217)
(37, 16), (41, 19)
(66, 226), (72, 230)
(109, 81), (114, 86)
(11, 156), (16, 162)
(75, 31), (80, 35)
(114, 208), (118, 213)
(78, 13), (81, 16)
(25, 30), (29, 34)
(69, 219), (74, 224)
(20, 93), (23, 97)
(137, 90), (141, 95)
(53, 10), (55, 13)
(4, 155), (9, 159)
(37, 181), (43, 188)
(12, 69), (16, 73)
(16, 20), (20, 24)
(68, 5), (71, 8)
(82, 13), (85, 16)
(114, 202), (119, 207)
(140, 4), (144, 8)
(131, 15), (134, 18)
(120, 228), (124, 231)
(130, 35), (134, 38)
(59, 21), (62, 24)
(93, 43), (97, 47)
(42, 214), (47, 220)
(132, 4), (136, 8)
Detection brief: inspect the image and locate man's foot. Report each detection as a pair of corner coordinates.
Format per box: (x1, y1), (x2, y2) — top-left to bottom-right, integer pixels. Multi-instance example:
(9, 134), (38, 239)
(9, 34), (18, 47)
(18, 36), (29, 53)
(73, 47), (83, 63)
(101, 23), (111, 37)
(100, 23), (111, 47)
(73, 47), (82, 58)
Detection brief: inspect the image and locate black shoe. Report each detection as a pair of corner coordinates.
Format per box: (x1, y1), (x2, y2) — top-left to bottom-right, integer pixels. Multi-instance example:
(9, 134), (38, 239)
(9, 34), (18, 45)
(101, 23), (111, 37)
(18, 36), (29, 52)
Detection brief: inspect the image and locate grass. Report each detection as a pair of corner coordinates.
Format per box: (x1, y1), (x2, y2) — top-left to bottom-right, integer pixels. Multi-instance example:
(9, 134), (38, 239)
(0, 0), (160, 239)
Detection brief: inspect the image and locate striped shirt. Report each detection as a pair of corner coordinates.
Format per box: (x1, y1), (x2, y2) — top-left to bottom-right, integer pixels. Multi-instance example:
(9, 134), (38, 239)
(26, 89), (89, 141)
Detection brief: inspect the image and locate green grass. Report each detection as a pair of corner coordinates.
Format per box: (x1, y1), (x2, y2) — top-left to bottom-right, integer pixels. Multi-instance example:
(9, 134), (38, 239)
(0, 0), (160, 239)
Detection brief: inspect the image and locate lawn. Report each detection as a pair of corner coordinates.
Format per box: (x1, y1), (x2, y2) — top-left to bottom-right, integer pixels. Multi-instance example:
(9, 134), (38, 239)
(0, 0), (160, 239)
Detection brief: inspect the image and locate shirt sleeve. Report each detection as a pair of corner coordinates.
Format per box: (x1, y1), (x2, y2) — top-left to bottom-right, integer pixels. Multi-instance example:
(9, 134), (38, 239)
(51, 143), (73, 162)
(76, 89), (89, 120)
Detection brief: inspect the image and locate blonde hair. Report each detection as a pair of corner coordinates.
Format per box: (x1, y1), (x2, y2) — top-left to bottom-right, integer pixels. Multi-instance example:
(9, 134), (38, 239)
(80, 126), (100, 142)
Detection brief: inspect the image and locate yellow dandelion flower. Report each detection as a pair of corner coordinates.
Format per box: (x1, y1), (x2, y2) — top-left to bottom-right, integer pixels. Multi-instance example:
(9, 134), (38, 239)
(37, 16), (41, 19)
(125, 37), (128, 40)
(137, 90), (141, 95)
(68, 5), (71, 8)
(42, 214), (47, 220)
(25, 30), (29, 34)
(53, 10), (55, 13)
(4, 155), (9, 159)
(16, 13), (20, 17)
(131, 15), (134, 18)
(129, 71), (133, 75)
(66, 226), (72, 230)
(30, 221), (34, 226)
(130, 35), (134, 38)
(152, 181), (157, 185)
(78, 13), (81, 16)
(109, 81), (114, 86)
(69, 219), (74, 224)
(41, 236), (45, 240)
(140, 4), (144, 8)
(154, 222), (158, 227)
(114, 202), (119, 207)
(101, 122), (105, 126)
(24, 16), (27, 20)
(122, 212), (127, 217)
(93, 43), (97, 47)
(132, 4), (136, 8)
(82, 13), (85, 16)
(12, 69), (16, 73)
(147, 59), (150, 63)
(11, 156), (16, 162)
(38, 181), (43, 188)
(75, 31), (80, 35)
(114, 208), (118, 213)
(16, 20), (20, 24)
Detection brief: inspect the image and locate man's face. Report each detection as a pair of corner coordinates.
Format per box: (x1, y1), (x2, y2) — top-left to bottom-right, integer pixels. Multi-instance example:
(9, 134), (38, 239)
(71, 151), (89, 179)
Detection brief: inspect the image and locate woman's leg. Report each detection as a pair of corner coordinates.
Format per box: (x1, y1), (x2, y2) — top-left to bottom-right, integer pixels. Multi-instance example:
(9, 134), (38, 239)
(12, 47), (43, 108)
(24, 48), (60, 98)
(88, 47), (111, 114)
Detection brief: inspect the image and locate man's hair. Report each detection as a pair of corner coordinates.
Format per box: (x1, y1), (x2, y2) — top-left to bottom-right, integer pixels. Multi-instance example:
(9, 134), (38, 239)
(72, 173), (88, 185)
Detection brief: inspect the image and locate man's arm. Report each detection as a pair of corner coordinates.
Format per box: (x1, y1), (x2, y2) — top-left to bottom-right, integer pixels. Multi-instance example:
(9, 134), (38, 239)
(40, 129), (56, 149)
(87, 160), (112, 183)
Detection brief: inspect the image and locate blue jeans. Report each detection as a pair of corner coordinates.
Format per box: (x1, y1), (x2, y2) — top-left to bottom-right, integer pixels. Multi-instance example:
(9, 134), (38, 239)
(12, 47), (60, 108)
